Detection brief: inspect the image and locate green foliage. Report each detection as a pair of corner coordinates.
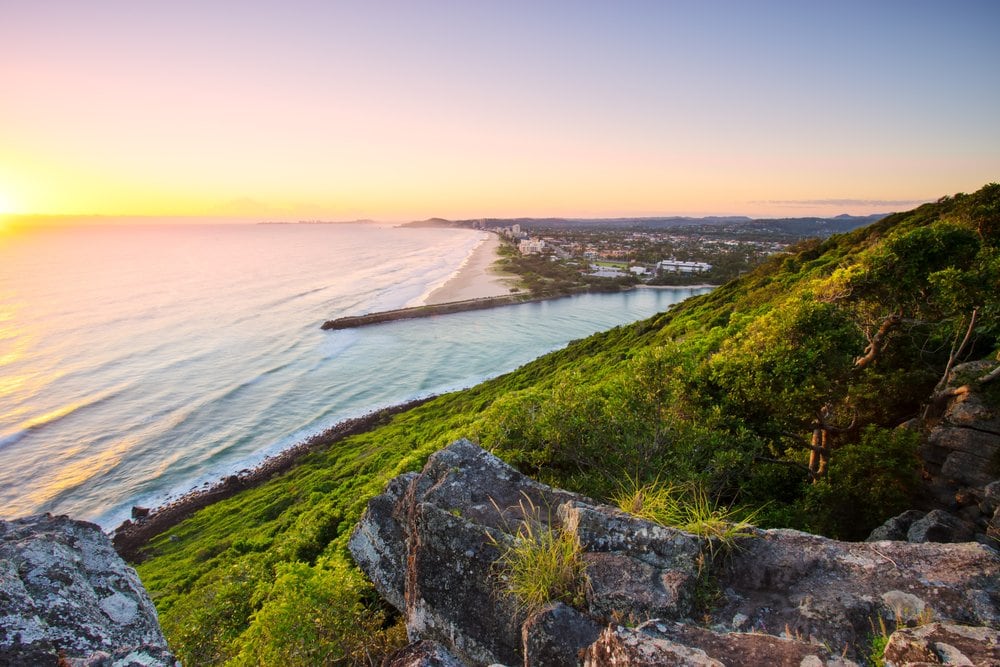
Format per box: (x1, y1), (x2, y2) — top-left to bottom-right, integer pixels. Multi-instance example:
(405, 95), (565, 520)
(866, 615), (891, 667)
(490, 500), (588, 614)
(134, 184), (1000, 663)
(159, 554), (270, 665)
(231, 561), (404, 666)
(802, 426), (921, 540)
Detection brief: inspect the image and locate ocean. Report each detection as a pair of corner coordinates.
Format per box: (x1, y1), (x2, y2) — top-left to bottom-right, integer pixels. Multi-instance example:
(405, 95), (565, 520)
(0, 221), (710, 528)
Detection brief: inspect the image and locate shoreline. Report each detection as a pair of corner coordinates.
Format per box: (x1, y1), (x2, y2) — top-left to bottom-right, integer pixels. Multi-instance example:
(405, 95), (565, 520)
(424, 232), (514, 305)
(117, 283), (720, 558)
(111, 397), (436, 561)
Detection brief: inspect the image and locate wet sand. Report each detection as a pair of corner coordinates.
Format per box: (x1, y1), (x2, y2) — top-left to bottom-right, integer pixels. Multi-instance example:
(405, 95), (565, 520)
(424, 233), (513, 305)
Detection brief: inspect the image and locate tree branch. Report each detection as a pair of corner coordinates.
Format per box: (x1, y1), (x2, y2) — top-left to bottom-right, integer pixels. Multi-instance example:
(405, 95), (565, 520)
(933, 308), (979, 395)
(854, 312), (902, 369)
(979, 363), (1000, 385)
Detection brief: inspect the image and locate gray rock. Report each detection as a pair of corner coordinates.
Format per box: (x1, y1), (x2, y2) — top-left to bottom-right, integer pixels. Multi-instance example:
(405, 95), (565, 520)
(916, 370), (1000, 547)
(0, 514), (175, 666)
(347, 471), (416, 611)
(715, 528), (999, 653)
(350, 440), (587, 666)
(906, 509), (977, 543)
(561, 501), (702, 623)
(522, 602), (602, 667)
(882, 622), (1000, 666)
(867, 510), (927, 542)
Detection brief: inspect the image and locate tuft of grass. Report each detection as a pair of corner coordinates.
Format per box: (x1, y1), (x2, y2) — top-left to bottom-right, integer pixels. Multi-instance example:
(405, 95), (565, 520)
(490, 497), (588, 614)
(866, 615), (891, 667)
(865, 604), (934, 666)
(613, 479), (757, 553)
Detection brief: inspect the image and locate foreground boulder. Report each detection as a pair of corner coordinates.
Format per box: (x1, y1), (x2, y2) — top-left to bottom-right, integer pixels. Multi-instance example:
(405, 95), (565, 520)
(350, 440), (1000, 666)
(882, 622), (999, 666)
(0, 514), (175, 666)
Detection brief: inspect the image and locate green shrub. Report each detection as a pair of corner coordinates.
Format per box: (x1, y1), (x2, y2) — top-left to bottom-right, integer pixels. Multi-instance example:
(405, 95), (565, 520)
(232, 561), (404, 666)
(802, 426), (921, 540)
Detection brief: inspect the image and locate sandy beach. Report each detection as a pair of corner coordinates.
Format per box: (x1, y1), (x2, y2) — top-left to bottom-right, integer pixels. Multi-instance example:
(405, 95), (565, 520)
(424, 232), (514, 305)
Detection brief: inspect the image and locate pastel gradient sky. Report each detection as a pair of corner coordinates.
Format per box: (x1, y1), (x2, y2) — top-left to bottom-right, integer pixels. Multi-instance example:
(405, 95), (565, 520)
(2, 0), (998, 221)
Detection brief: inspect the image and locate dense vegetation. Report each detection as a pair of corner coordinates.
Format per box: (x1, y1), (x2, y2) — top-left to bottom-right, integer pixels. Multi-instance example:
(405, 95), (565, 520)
(136, 184), (999, 665)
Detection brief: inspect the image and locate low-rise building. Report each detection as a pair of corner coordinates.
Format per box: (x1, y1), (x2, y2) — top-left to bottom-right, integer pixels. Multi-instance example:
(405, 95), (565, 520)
(519, 238), (546, 254)
(657, 259), (712, 274)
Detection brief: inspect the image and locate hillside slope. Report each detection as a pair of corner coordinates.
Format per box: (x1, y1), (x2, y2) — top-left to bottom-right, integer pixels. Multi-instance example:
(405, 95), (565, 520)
(134, 184), (999, 665)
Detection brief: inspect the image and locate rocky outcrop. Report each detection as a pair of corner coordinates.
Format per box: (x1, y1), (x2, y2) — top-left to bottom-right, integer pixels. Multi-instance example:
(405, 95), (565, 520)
(882, 622), (999, 666)
(890, 359), (1000, 546)
(0, 514), (175, 666)
(350, 440), (1000, 666)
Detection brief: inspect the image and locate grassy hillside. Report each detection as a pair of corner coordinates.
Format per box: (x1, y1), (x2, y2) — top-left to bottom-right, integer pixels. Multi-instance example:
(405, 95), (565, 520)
(135, 184), (999, 665)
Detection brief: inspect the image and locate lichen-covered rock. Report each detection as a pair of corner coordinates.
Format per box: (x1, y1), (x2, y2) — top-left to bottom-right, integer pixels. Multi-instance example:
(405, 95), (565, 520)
(0, 514), (175, 666)
(715, 528), (999, 653)
(348, 471), (417, 611)
(882, 622), (1000, 666)
(584, 620), (860, 666)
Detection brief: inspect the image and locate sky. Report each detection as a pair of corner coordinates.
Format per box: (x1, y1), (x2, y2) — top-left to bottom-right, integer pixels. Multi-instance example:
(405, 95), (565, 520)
(1, 0), (998, 221)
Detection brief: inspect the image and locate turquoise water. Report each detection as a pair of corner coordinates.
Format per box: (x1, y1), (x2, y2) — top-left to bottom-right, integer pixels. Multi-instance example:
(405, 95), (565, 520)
(0, 222), (709, 528)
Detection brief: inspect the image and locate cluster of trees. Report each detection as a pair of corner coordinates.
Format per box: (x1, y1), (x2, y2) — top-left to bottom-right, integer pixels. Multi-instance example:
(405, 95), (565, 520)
(136, 184), (999, 664)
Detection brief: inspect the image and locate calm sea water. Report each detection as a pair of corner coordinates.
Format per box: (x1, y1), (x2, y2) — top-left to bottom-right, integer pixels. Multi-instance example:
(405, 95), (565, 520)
(0, 222), (709, 528)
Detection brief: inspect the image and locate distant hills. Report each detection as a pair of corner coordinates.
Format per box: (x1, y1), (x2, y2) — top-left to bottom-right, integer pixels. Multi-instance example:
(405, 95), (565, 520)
(403, 213), (889, 238)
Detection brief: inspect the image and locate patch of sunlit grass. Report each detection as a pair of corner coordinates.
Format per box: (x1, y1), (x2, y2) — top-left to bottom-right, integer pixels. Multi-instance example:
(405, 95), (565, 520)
(613, 478), (758, 553)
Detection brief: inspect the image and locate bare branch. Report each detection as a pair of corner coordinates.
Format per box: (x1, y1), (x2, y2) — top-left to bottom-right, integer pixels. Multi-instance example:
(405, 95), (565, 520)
(933, 308), (979, 395)
(979, 364), (1000, 385)
(815, 408), (858, 434)
(854, 312), (902, 368)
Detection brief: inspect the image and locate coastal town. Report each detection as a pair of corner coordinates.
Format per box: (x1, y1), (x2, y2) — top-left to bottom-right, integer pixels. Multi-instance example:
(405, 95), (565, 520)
(473, 216), (871, 290)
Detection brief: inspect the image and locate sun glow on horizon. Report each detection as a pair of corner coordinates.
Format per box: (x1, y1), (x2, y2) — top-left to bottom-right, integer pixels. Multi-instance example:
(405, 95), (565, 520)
(1, 3), (997, 224)
(0, 191), (18, 216)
